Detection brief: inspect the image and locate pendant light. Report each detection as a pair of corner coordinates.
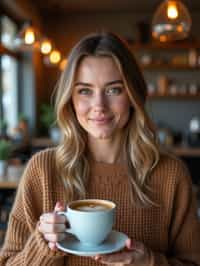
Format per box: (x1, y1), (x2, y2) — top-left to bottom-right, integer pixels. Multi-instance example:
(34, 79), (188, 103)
(152, 0), (192, 42)
(40, 38), (52, 54)
(14, 21), (40, 49)
(49, 50), (61, 64)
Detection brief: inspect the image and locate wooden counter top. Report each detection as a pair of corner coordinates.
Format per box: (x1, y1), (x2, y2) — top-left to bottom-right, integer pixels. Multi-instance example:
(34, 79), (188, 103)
(0, 180), (18, 189)
(171, 146), (200, 157)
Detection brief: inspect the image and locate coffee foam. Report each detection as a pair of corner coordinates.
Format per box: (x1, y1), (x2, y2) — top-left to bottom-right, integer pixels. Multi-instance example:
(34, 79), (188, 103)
(71, 200), (114, 212)
(76, 204), (109, 212)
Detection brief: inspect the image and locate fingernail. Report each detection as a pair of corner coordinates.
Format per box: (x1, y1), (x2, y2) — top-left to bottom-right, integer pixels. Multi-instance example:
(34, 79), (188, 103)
(49, 242), (57, 250)
(127, 239), (135, 250)
(55, 202), (61, 208)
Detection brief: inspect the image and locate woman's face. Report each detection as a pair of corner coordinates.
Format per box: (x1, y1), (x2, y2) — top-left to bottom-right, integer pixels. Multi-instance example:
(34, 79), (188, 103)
(72, 56), (131, 140)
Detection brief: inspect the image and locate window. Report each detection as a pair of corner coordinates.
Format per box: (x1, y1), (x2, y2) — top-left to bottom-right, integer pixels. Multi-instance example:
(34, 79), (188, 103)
(1, 55), (18, 130)
(0, 15), (19, 134)
(1, 16), (17, 50)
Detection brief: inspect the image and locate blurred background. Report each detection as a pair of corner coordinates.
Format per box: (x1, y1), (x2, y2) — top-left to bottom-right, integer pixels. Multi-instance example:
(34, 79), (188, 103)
(0, 0), (200, 244)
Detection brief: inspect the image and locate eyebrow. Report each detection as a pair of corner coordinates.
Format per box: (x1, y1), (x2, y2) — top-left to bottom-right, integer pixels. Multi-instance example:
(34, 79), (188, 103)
(74, 80), (124, 87)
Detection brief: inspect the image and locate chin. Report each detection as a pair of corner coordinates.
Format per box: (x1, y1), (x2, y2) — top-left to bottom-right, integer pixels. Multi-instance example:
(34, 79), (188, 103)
(91, 131), (113, 139)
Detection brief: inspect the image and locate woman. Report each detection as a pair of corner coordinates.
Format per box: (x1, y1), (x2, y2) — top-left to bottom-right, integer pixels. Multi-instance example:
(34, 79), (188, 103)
(0, 32), (200, 266)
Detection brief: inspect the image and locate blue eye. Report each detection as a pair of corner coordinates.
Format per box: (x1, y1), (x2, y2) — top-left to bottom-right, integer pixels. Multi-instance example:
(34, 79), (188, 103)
(106, 87), (122, 95)
(78, 88), (92, 95)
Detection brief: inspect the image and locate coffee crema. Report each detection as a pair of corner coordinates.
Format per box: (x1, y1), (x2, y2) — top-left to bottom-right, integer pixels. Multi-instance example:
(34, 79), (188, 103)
(70, 200), (114, 212)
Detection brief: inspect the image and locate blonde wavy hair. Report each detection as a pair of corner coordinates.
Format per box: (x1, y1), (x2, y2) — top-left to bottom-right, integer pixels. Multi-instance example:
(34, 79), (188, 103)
(54, 32), (160, 206)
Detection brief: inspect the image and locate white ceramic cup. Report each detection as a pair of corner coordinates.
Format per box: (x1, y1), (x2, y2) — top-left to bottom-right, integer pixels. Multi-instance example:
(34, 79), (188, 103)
(58, 199), (116, 247)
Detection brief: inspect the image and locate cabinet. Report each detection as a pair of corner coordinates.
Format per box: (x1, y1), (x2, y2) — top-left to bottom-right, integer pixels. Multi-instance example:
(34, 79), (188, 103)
(131, 41), (200, 99)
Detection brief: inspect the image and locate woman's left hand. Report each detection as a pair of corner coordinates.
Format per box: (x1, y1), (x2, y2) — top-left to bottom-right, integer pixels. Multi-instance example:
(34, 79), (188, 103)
(93, 238), (151, 266)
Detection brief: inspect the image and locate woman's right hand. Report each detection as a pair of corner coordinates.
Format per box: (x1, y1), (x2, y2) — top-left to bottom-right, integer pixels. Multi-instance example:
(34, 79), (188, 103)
(38, 202), (67, 251)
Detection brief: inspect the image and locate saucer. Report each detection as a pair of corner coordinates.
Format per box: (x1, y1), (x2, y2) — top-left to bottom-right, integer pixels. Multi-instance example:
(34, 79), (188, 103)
(56, 230), (128, 256)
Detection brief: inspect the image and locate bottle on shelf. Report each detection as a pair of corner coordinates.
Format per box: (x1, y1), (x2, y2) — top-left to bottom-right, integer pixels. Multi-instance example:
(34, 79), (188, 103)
(188, 49), (197, 67)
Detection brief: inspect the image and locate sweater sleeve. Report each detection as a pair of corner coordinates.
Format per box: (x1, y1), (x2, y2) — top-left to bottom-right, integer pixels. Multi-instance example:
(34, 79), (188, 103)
(150, 160), (200, 266)
(0, 152), (65, 266)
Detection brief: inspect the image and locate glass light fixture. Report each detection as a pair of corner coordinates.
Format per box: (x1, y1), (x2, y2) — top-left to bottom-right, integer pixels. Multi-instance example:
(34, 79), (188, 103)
(152, 0), (192, 42)
(14, 21), (40, 48)
(40, 38), (52, 54)
(49, 50), (61, 64)
(24, 26), (35, 44)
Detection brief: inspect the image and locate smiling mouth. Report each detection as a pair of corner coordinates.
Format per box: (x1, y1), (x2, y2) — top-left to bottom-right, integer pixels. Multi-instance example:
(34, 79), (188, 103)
(89, 117), (113, 125)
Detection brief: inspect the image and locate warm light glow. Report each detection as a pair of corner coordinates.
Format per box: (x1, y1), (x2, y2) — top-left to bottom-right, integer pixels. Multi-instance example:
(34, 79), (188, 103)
(24, 28), (35, 44)
(159, 35), (167, 42)
(177, 24), (183, 32)
(59, 58), (67, 70)
(167, 2), (178, 19)
(40, 39), (52, 54)
(49, 50), (61, 64)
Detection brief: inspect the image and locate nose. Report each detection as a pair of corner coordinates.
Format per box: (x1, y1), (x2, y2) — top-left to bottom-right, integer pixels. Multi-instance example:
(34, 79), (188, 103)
(92, 93), (107, 111)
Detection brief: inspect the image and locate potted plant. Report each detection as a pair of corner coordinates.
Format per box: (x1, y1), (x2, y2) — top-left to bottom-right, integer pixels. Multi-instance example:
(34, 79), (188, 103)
(10, 113), (30, 144)
(40, 103), (60, 144)
(0, 139), (12, 177)
(0, 119), (8, 138)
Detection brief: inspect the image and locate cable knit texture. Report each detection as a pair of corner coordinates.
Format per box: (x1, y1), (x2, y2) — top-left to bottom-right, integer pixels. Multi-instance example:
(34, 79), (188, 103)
(0, 148), (200, 265)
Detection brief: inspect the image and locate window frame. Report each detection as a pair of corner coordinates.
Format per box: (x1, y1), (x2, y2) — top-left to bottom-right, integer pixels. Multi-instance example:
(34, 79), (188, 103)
(0, 14), (21, 126)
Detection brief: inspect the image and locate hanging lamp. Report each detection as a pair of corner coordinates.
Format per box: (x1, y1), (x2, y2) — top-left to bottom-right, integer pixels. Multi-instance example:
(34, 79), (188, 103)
(152, 0), (192, 42)
(14, 21), (41, 49)
(40, 38), (52, 54)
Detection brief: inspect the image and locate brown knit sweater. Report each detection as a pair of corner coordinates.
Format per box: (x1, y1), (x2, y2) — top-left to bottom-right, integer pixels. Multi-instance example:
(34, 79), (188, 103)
(0, 148), (200, 266)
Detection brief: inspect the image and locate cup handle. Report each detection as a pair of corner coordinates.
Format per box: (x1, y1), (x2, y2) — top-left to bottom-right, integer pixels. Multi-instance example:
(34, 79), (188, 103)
(57, 211), (74, 234)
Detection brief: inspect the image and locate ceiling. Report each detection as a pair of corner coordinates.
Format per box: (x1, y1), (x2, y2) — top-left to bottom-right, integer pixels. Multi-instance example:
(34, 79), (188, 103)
(32, 0), (200, 16)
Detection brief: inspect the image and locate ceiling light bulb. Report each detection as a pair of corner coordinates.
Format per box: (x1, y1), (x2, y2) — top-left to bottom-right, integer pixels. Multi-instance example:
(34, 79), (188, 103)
(41, 39), (52, 54)
(49, 50), (61, 64)
(167, 2), (178, 19)
(24, 28), (35, 45)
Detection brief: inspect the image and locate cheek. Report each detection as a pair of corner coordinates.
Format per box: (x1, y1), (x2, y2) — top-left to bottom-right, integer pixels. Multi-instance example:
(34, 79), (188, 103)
(113, 97), (131, 115)
(73, 100), (89, 118)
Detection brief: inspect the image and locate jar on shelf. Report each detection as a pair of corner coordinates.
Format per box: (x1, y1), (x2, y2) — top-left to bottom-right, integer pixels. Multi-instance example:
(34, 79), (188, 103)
(169, 84), (178, 95)
(157, 75), (169, 95)
(188, 84), (198, 95)
(140, 54), (152, 66)
(179, 84), (188, 95)
(147, 83), (156, 95)
(188, 49), (197, 67)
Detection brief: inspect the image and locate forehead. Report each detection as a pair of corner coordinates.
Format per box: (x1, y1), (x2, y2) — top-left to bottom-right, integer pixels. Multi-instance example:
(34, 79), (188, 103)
(75, 56), (122, 82)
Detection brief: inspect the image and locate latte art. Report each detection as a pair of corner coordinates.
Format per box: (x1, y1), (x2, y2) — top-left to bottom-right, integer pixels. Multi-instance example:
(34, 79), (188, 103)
(76, 204), (109, 212)
(71, 200), (114, 212)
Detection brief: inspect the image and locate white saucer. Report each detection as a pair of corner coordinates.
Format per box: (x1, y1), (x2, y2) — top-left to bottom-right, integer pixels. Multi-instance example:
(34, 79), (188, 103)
(56, 230), (128, 256)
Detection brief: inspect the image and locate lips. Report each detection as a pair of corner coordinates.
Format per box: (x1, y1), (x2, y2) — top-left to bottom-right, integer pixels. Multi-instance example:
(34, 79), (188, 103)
(89, 117), (113, 124)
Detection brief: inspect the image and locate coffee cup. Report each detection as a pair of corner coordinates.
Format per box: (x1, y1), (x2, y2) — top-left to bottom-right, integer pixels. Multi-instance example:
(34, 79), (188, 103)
(58, 199), (116, 247)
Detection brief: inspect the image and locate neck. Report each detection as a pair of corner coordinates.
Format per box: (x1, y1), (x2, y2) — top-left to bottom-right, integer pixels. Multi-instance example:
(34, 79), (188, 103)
(88, 135), (123, 164)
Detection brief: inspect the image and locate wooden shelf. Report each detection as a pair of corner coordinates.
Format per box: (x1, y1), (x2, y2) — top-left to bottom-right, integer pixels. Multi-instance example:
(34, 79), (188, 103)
(172, 146), (200, 157)
(132, 41), (200, 50)
(141, 64), (200, 70)
(148, 94), (200, 100)
(31, 137), (55, 147)
(0, 180), (18, 189)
